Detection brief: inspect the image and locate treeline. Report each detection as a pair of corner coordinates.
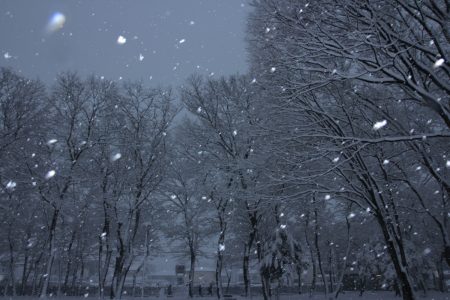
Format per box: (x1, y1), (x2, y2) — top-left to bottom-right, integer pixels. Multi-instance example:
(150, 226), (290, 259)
(0, 1), (449, 300)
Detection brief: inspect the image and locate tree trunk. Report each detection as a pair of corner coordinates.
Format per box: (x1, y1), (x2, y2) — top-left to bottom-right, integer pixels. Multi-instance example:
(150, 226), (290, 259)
(63, 230), (76, 293)
(242, 246), (250, 297)
(334, 216), (351, 299)
(21, 246), (30, 295)
(78, 256), (85, 296)
(376, 214), (416, 300)
(296, 265), (302, 294)
(215, 228), (225, 299)
(8, 231), (17, 297)
(215, 254), (223, 299)
(188, 248), (196, 298)
(40, 208), (59, 298)
(314, 210), (328, 298)
(305, 214), (317, 297)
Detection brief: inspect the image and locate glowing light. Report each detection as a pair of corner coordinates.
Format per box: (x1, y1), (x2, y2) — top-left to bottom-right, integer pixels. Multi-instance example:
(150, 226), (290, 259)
(46, 12), (66, 33)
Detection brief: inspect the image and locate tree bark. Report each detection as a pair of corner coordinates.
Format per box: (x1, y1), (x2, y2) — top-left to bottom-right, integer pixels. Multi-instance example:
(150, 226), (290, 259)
(188, 246), (196, 298)
(40, 208), (59, 298)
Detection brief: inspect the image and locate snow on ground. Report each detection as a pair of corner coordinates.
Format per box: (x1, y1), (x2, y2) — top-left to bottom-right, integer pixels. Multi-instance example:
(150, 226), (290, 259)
(2, 292), (450, 300)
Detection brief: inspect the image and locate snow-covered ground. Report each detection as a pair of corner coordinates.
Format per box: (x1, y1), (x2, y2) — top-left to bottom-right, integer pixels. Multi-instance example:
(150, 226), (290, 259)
(1, 292), (450, 300)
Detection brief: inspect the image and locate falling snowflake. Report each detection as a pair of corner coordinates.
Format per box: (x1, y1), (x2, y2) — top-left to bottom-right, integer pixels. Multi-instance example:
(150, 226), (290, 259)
(324, 194), (331, 200)
(446, 160), (450, 168)
(179, 38), (186, 44)
(423, 248), (431, 255)
(117, 35), (127, 45)
(111, 153), (122, 161)
(280, 224), (287, 229)
(3, 52), (12, 59)
(6, 181), (16, 190)
(46, 12), (66, 33)
(47, 139), (58, 145)
(433, 58), (445, 68)
(383, 159), (390, 165)
(219, 244), (225, 251)
(332, 157), (340, 163)
(139, 54), (144, 61)
(270, 67), (276, 73)
(348, 212), (356, 218)
(197, 107), (202, 113)
(372, 120), (387, 130)
(45, 170), (56, 179)
(232, 130), (238, 136)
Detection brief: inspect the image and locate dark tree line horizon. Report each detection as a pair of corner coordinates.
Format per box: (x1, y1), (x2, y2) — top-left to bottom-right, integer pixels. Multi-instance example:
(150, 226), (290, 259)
(0, 1), (449, 300)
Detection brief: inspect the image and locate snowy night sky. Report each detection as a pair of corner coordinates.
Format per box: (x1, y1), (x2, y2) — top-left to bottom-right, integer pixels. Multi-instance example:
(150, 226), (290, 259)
(0, 0), (250, 84)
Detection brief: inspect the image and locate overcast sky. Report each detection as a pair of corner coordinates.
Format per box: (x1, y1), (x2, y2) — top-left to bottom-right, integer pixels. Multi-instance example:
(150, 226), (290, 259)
(0, 0), (251, 85)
